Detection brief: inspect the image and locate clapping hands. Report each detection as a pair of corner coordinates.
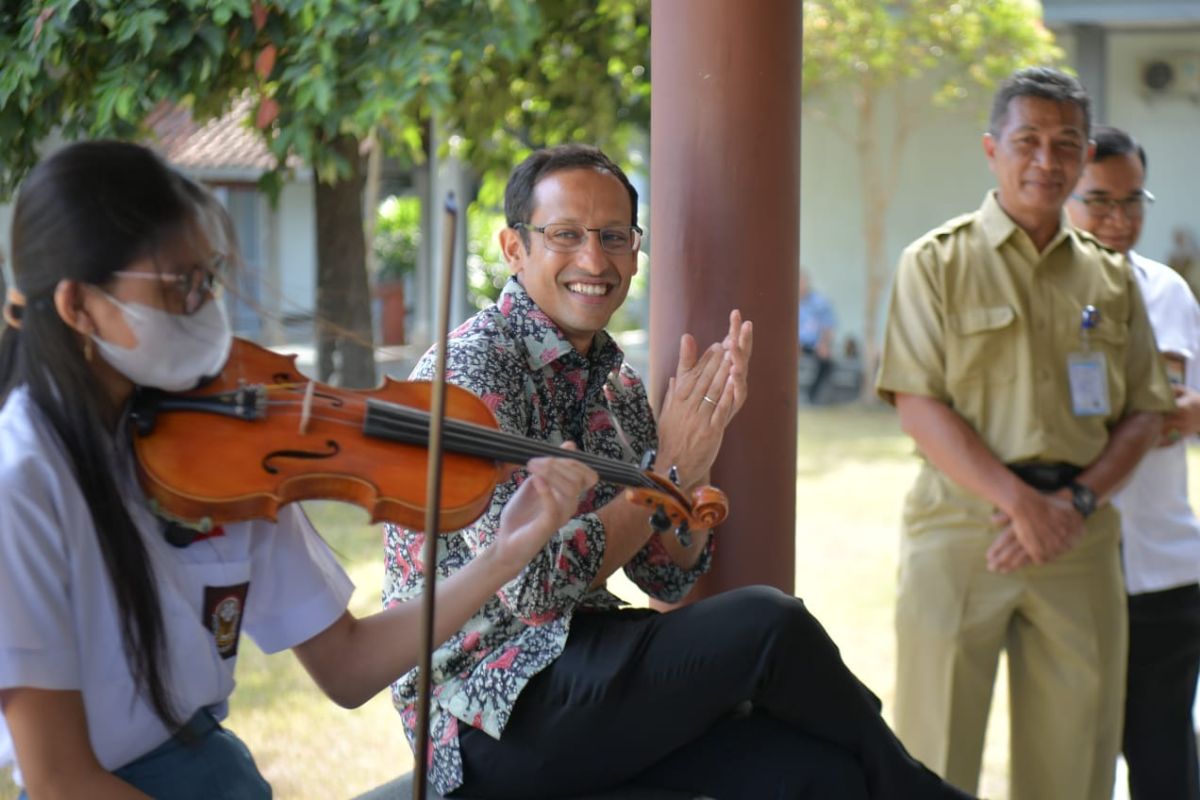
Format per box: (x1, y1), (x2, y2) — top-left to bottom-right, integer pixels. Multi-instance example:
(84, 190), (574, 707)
(655, 310), (753, 489)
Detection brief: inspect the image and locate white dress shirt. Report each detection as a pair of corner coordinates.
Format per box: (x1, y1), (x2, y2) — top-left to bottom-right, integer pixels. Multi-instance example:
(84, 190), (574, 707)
(1113, 251), (1200, 595)
(0, 387), (354, 787)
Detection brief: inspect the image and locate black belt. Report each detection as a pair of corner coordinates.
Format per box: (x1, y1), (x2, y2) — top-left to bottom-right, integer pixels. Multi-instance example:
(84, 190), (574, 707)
(1007, 461), (1082, 492)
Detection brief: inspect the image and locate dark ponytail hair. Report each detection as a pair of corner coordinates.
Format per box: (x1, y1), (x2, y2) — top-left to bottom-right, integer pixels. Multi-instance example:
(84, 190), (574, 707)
(0, 141), (224, 731)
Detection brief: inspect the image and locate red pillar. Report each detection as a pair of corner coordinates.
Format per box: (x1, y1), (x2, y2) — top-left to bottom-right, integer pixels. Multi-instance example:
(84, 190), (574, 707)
(650, 0), (801, 598)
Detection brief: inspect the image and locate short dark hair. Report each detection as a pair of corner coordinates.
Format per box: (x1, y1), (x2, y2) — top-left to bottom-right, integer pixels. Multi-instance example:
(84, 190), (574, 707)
(989, 67), (1092, 138)
(504, 144), (638, 249)
(1091, 125), (1147, 172)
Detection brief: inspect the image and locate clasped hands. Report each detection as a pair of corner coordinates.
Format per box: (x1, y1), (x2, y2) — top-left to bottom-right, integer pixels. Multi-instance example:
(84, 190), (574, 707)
(985, 486), (1085, 573)
(1161, 385), (1200, 446)
(654, 309), (754, 491)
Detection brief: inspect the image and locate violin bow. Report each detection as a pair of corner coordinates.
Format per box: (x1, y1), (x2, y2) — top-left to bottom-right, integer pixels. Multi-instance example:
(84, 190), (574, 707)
(412, 191), (457, 799)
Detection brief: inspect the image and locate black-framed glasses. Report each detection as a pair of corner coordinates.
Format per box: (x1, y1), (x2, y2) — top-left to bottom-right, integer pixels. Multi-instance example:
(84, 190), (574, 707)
(1070, 189), (1155, 220)
(514, 222), (643, 254)
(112, 254), (226, 314)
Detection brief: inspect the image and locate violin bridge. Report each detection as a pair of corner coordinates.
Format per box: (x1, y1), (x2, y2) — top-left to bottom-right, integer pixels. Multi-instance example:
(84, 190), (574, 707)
(299, 380), (316, 435)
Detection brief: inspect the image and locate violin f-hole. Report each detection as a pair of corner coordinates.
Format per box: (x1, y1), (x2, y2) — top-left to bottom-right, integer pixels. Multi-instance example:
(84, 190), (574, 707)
(262, 440), (341, 474)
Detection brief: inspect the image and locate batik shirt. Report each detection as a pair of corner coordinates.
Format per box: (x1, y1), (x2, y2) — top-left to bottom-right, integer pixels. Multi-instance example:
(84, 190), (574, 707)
(383, 277), (714, 795)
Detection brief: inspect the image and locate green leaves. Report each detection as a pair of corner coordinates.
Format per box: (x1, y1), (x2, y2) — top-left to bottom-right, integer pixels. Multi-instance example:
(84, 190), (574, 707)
(0, 0), (650, 198)
(0, 0), (250, 197)
(441, 0), (650, 178)
(803, 0), (1063, 104)
(373, 195), (422, 281)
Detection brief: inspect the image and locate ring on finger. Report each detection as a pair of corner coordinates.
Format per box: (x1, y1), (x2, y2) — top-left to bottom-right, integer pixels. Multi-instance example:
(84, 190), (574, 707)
(702, 395), (717, 406)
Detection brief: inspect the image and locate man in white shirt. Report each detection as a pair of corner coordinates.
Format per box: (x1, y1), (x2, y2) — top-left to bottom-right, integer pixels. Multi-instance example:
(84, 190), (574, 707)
(1067, 125), (1200, 800)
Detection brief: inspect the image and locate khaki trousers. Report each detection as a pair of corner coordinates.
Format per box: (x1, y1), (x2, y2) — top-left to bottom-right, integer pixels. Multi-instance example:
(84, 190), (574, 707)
(894, 465), (1126, 800)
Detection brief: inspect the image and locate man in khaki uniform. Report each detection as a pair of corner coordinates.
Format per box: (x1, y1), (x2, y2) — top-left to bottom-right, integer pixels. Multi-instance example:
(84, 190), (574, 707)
(876, 67), (1174, 800)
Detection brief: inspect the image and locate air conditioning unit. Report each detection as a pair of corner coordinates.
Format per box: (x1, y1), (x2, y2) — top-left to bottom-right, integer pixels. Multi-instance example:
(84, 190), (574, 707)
(1139, 54), (1200, 99)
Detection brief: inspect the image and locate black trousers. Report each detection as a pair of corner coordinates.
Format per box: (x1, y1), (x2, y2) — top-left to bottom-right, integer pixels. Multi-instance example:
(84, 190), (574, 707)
(455, 586), (973, 800)
(1124, 582), (1200, 800)
(801, 345), (833, 404)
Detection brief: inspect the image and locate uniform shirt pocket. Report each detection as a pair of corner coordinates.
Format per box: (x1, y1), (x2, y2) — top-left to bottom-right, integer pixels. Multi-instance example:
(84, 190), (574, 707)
(946, 304), (1018, 387)
(1088, 315), (1127, 348)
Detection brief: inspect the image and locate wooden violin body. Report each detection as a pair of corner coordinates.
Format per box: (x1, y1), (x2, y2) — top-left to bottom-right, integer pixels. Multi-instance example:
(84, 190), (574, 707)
(131, 338), (728, 537)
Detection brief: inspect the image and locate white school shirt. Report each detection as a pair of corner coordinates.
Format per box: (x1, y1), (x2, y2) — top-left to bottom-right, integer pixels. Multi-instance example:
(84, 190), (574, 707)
(1112, 251), (1200, 595)
(0, 387), (354, 787)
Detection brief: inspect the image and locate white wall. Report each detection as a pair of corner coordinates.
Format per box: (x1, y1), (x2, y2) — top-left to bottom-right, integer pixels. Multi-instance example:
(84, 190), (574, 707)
(276, 179), (317, 319)
(801, 25), (1200, 348)
(1103, 29), (1200, 266)
(800, 83), (997, 348)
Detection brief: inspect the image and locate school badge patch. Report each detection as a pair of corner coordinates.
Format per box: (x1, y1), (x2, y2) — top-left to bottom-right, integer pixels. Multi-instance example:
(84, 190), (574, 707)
(203, 583), (250, 660)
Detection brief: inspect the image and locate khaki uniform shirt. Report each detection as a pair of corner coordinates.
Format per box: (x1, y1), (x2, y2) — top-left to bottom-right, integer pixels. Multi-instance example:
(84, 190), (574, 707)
(877, 191), (1173, 467)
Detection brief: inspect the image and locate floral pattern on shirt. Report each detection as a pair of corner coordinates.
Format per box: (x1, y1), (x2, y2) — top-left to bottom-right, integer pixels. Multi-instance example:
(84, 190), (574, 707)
(382, 277), (714, 795)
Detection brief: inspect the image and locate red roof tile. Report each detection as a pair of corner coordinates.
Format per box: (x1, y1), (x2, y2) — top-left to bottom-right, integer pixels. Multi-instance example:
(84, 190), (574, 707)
(145, 97), (298, 175)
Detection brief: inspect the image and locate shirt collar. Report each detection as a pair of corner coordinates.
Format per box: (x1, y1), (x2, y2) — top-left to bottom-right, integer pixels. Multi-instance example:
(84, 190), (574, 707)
(496, 277), (624, 375)
(979, 190), (1073, 255)
(1128, 249), (1149, 280)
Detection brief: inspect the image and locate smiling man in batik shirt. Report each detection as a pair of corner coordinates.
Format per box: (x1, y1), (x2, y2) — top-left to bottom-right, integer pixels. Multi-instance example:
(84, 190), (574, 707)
(383, 145), (978, 800)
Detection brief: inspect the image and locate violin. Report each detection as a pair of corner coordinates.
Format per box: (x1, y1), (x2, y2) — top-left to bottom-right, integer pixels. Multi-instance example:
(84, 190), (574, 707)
(130, 338), (729, 542)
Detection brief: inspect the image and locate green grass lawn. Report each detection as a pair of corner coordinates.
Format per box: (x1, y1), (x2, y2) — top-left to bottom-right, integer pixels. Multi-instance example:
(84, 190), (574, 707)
(2, 405), (1196, 798)
(219, 502), (412, 797)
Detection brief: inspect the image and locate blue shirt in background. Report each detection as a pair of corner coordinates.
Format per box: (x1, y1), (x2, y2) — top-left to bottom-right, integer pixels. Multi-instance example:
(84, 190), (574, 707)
(799, 291), (836, 349)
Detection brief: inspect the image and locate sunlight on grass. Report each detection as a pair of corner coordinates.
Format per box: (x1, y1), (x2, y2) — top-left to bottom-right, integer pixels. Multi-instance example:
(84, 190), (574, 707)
(795, 406), (1200, 800)
(795, 402), (916, 475)
(5, 410), (1200, 799)
(793, 405), (1012, 799)
(223, 502), (412, 798)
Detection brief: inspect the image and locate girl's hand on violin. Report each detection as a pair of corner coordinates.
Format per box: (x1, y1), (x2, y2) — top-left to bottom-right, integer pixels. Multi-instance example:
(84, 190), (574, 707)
(656, 310), (753, 488)
(493, 443), (597, 574)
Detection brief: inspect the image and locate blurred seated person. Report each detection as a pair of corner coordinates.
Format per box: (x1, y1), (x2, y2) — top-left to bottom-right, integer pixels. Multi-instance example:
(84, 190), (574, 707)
(799, 268), (837, 403)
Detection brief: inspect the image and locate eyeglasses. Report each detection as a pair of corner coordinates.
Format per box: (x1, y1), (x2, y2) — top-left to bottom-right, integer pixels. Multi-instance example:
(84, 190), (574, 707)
(111, 255), (226, 314)
(513, 222), (643, 254)
(1070, 190), (1155, 220)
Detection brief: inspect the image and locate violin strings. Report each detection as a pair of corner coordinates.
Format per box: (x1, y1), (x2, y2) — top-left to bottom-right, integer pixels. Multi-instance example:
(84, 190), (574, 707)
(365, 400), (658, 490)
(256, 388), (663, 491)
(388, 414), (653, 488)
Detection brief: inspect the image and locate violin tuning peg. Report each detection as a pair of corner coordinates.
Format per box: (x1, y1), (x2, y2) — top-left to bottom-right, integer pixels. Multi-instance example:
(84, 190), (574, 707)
(668, 466), (680, 487)
(675, 522), (692, 548)
(640, 449), (657, 471)
(649, 505), (671, 533)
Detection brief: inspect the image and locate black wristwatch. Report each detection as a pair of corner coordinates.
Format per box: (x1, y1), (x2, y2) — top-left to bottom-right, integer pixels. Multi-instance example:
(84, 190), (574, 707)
(1069, 481), (1097, 519)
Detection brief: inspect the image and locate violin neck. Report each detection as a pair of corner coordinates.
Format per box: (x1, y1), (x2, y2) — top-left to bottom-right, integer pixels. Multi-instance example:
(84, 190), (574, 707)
(363, 399), (654, 489)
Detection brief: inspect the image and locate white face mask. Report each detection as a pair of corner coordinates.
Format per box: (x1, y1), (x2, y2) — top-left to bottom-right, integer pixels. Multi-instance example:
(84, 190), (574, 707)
(91, 294), (233, 392)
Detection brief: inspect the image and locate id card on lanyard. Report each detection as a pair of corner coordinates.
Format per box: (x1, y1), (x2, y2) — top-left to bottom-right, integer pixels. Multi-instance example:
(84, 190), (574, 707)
(1068, 304), (1110, 417)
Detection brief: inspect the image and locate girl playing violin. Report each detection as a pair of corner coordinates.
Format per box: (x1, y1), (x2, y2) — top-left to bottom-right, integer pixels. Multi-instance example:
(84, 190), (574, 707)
(0, 140), (597, 799)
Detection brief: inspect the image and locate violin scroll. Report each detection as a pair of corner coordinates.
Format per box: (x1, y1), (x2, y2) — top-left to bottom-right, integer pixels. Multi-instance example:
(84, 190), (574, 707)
(624, 475), (729, 542)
